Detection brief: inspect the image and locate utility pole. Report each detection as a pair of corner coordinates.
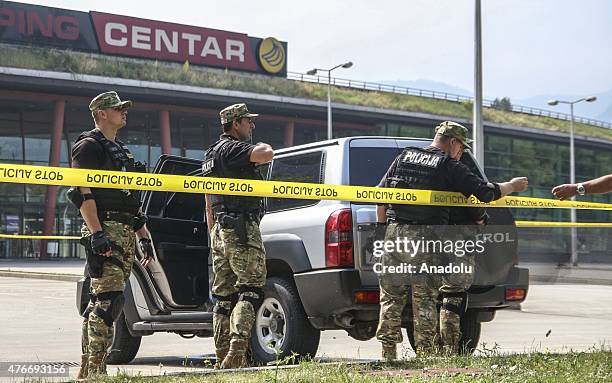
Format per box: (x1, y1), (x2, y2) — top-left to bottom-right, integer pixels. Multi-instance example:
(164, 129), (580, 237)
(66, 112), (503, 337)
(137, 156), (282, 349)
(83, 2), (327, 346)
(473, 0), (484, 164)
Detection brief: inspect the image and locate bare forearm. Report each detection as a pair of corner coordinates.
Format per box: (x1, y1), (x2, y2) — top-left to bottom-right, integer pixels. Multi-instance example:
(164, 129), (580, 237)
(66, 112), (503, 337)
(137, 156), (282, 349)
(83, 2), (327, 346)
(205, 195), (215, 232)
(584, 175), (612, 194)
(497, 182), (514, 198)
(250, 143), (274, 164)
(498, 177), (529, 198)
(79, 199), (102, 232)
(376, 205), (386, 223)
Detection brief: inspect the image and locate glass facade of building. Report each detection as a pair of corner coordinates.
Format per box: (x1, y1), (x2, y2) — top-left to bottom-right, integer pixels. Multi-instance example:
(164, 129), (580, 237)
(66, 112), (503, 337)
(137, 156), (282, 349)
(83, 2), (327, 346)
(1, 94), (611, 262)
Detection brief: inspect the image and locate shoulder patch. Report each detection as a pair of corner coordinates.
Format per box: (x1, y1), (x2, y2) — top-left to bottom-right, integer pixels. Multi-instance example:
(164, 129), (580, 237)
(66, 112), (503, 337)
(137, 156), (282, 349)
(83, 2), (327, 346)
(202, 158), (214, 175)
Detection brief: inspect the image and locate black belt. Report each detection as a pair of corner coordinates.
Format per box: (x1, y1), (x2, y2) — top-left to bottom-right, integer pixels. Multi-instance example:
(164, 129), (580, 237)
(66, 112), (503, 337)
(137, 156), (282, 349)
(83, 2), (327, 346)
(388, 217), (424, 225)
(219, 212), (261, 223)
(98, 211), (135, 226)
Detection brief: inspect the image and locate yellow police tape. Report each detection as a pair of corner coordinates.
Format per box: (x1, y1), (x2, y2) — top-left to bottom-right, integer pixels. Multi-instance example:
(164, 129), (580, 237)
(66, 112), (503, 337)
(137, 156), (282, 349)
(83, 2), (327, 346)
(1, 162), (612, 210)
(0, 234), (80, 240)
(515, 221), (612, 228)
(1, 222), (610, 241)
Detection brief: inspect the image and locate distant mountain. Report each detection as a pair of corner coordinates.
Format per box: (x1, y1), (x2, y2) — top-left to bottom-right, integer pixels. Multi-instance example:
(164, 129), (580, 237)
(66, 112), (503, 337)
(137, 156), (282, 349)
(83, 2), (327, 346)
(514, 91), (612, 123)
(378, 79), (472, 97)
(379, 79), (612, 123)
(597, 103), (612, 122)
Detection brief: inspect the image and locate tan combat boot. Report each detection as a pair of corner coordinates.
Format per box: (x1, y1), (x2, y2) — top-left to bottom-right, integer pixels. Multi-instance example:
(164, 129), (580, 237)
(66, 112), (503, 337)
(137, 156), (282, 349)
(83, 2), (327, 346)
(87, 353), (108, 377)
(382, 343), (397, 361)
(76, 354), (88, 379)
(213, 348), (229, 369)
(220, 339), (248, 369)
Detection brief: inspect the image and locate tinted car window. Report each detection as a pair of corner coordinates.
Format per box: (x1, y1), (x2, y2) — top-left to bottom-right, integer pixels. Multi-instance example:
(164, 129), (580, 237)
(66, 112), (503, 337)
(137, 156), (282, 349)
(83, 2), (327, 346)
(163, 192), (205, 221)
(267, 151), (323, 212)
(146, 160), (201, 217)
(349, 147), (401, 187)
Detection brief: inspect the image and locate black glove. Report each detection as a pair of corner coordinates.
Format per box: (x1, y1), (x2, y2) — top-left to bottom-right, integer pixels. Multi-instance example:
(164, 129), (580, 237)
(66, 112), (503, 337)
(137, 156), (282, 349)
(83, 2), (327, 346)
(132, 212), (148, 231)
(91, 231), (111, 255)
(139, 238), (153, 258)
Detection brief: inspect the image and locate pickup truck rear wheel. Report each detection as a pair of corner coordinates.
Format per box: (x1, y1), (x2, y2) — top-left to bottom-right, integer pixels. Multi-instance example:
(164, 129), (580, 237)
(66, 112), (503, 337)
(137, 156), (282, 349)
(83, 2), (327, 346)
(458, 309), (481, 354)
(250, 277), (320, 364)
(405, 308), (481, 355)
(106, 313), (142, 365)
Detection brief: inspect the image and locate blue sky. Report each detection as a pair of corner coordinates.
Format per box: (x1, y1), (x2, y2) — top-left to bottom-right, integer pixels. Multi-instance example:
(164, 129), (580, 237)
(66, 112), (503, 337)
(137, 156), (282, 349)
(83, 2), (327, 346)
(13, 0), (612, 114)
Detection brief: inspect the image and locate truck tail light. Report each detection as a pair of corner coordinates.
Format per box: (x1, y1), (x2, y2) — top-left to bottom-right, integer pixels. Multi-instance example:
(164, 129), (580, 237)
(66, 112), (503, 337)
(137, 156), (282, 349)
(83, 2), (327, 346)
(325, 209), (354, 267)
(354, 290), (380, 304)
(505, 287), (526, 301)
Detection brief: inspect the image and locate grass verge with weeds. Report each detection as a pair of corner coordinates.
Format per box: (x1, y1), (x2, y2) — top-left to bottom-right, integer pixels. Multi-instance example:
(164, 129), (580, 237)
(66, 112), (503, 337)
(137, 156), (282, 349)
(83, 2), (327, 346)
(2, 44), (612, 141)
(78, 345), (611, 383)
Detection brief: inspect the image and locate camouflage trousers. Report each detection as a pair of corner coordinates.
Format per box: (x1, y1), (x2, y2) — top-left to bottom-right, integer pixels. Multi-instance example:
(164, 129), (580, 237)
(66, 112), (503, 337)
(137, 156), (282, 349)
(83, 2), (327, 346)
(211, 220), (266, 356)
(80, 221), (135, 376)
(375, 223), (475, 356)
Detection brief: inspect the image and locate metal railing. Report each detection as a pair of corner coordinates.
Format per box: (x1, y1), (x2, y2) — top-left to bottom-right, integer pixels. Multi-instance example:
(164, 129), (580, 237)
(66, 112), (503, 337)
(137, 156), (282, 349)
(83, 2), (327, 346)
(287, 72), (612, 130)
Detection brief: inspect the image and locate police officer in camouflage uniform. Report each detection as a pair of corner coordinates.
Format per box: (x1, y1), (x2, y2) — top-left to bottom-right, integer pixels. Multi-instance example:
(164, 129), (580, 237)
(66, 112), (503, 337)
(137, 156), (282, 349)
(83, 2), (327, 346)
(375, 121), (528, 359)
(203, 103), (273, 369)
(70, 91), (154, 378)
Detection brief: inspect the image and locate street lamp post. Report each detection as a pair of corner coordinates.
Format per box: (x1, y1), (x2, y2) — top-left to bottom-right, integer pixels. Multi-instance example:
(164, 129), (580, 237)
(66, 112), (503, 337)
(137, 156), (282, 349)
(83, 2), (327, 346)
(547, 96), (597, 266)
(306, 62), (353, 140)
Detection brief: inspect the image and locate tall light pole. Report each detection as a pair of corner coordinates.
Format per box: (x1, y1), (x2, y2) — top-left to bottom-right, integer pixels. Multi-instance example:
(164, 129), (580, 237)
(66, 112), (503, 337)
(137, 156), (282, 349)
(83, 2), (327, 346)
(473, 0), (484, 165)
(547, 96), (597, 266)
(306, 61), (353, 140)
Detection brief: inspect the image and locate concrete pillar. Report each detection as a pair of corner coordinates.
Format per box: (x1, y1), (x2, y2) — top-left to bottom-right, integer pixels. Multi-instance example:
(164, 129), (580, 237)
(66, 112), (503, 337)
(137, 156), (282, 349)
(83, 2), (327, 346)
(160, 110), (172, 154)
(40, 100), (65, 259)
(284, 121), (295, 148)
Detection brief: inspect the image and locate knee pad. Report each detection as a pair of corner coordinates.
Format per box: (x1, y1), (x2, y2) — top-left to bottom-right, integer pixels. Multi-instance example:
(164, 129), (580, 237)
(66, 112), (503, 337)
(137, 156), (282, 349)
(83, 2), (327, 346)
(93, 291), (125, 327)
(237, 286), (264, 313)
(441, 291), (468, 316)
(213, 293), (238, 316)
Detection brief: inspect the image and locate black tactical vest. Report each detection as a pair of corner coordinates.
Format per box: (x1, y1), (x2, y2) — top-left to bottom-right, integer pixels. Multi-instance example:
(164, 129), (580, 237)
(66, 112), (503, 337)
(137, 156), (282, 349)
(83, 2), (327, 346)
(387, 146), (453, 224)
(202, 136), (263, 215)
(74, 129), (141, 214)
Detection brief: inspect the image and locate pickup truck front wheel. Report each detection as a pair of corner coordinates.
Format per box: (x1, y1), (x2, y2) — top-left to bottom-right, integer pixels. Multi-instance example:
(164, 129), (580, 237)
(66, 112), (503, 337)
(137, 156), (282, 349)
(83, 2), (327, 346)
(106, 313), (142, 365)
(250, 277), (320, 364)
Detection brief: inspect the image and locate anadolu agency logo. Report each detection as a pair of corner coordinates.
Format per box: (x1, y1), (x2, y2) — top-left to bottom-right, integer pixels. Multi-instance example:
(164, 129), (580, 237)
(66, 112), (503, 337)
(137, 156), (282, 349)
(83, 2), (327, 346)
(258, 37), (285, 74)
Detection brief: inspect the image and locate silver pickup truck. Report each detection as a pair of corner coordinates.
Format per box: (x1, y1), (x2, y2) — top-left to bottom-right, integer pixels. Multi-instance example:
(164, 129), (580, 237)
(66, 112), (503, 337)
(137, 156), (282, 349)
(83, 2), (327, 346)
(77, 136), (529, 365)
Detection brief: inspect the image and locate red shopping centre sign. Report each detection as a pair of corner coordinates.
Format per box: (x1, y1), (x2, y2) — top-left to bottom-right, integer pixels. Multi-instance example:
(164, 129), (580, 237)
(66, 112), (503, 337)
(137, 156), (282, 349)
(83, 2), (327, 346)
(0, 1), (287, 76)
(91, 12), (259, 72)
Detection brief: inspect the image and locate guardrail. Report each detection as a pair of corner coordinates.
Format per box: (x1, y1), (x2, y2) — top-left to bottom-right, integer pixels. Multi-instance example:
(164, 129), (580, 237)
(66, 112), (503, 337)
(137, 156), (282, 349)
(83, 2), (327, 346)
(287, 72), (612, 130)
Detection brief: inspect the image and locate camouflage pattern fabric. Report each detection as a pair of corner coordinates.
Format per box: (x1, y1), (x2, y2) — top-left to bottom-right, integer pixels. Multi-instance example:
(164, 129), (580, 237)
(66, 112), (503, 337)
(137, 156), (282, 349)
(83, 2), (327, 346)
(80, 221), (135, 377)
(375, 223), (413, 347)
(439, 241), (475, 354)
(211, 220), (266, 355)
(434, 121), (472, 149)
(376, 223), (475, 356)
(411, 229), (475, 356)
(219, 103), (259, 124)
(89, 91), (133, 111)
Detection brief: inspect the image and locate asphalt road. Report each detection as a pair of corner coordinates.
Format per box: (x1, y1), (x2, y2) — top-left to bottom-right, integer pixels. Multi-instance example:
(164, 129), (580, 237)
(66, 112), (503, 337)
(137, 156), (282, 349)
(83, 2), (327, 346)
(0, 277), (610, 380)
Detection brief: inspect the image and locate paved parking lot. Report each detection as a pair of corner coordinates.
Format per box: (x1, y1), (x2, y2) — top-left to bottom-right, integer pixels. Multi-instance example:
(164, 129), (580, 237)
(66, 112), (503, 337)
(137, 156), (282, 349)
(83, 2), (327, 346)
(0, 276), (610, 380)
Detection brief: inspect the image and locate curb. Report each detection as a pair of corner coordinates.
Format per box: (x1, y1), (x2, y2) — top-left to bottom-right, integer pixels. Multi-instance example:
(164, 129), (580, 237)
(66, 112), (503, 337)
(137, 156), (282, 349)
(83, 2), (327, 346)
(530, 275), (612, 286)
(1, 269), (611, 286)
(0, 270), (80, 282)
